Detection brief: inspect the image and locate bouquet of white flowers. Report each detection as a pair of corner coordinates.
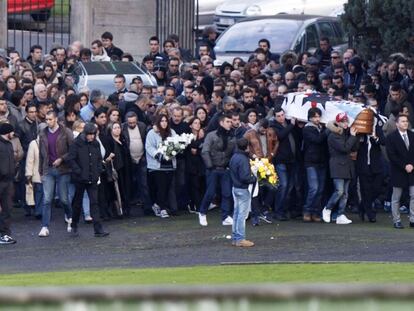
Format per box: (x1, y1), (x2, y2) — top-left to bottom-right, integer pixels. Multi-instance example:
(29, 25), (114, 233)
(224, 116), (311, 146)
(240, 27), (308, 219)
(157, 133), (195, 161)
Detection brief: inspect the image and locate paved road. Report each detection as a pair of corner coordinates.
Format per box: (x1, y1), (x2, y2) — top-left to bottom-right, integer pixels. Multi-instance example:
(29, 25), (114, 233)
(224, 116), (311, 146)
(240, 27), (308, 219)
(1, 206), (413, 274)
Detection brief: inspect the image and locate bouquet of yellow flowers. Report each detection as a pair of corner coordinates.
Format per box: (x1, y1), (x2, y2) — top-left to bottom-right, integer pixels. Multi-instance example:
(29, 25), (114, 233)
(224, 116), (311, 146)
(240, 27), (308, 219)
(250, 158), (278, 188)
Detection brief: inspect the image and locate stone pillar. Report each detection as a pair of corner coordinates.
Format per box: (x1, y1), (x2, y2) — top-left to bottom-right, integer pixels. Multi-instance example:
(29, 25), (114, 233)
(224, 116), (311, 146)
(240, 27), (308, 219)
(156, 0), (195, 52)
(0, 0), (7, 49)
(70, 0), (156, 61)
(70, 0), (93, 47)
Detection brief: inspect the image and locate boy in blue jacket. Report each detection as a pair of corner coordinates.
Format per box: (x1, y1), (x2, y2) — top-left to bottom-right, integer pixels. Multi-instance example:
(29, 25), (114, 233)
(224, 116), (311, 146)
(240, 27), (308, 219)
(229, 138), (257, 247)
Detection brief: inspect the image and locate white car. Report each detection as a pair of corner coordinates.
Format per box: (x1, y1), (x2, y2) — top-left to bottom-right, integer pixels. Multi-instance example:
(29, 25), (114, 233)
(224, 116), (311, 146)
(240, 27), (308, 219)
(214, 0), (347, 32)
(196, 0), (227, 31)
(72, 62), (157, 96)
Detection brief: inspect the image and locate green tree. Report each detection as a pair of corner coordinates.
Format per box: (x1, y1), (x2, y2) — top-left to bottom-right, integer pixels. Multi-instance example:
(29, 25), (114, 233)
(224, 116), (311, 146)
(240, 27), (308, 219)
(341, 0), (414, 59)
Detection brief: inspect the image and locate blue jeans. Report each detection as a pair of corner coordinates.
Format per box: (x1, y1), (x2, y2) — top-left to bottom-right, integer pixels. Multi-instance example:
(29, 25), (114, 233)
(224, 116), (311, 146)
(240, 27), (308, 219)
(199, 169), (232, 220)
(232, 187), (251, 242)
(303, 166), (327, 215)
(274, 163), (294, 218)
(68, 183), (90, 218)
(33, 182), (44, 217)
(41, 168), (72, 227)
(326, 178), (350, 216)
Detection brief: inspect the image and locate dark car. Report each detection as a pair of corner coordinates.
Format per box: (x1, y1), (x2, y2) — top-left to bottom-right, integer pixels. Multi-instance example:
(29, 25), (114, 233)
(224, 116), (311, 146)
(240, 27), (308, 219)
(72, 62), (157, 96)
(214, 15), (347, 63)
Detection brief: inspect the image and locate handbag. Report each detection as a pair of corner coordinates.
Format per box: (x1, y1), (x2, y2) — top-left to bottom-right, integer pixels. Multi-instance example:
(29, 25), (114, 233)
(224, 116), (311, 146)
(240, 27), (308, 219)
(25, 183), (35, 206)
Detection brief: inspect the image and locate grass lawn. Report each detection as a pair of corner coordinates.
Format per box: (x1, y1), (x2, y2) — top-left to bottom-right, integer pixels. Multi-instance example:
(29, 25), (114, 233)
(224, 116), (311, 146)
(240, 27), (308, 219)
(2, 263), (414, 286)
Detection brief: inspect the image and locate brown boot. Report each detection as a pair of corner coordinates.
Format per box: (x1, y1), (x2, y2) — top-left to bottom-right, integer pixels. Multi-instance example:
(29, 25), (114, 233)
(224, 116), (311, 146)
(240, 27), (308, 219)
(303, 214), (312, 222)
(312, 214), (322, 222)
(235, 239), (255, 247)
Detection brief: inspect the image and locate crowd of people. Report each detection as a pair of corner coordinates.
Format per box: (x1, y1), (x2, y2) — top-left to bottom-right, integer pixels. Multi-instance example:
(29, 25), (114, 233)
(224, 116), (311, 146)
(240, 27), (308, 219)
(0, 27), (413, 247)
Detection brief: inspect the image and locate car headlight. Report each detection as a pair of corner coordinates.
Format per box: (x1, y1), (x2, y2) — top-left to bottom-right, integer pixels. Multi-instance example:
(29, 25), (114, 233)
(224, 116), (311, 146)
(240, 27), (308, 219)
(245, 5), (261, 16)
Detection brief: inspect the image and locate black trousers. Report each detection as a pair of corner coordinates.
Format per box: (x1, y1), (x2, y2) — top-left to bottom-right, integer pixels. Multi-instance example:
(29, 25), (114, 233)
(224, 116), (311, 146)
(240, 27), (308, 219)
(72, 182), (103, 233)
(0, 181), (13, 236)
(359, 171), (383, 219)
(98, 173), (112, 219)
(188, 173), (206, 211)
(148, 170), (174, 212)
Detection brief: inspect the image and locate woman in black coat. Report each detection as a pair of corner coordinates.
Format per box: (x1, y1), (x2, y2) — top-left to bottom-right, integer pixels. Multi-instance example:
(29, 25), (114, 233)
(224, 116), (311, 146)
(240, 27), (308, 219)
(108, 121), (131, 216)
(185, 117), (205, 213)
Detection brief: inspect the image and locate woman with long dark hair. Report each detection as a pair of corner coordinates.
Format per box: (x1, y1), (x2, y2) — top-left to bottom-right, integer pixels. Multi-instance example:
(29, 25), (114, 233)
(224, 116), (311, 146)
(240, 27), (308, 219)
(145, 114), (177, 218)
(244, 108), (258, 130)
(43, 62), (60, 87)
(108, 121), (131, 216)
(185, 117), (205, 213)
(195, 106), (209, 129)
(4, 75), (19, 101)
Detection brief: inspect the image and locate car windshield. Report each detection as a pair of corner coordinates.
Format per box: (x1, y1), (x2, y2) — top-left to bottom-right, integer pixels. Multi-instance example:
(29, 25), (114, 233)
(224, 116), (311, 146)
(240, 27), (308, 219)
(215, 19), (302, 53)
(80, 62), (144, 75)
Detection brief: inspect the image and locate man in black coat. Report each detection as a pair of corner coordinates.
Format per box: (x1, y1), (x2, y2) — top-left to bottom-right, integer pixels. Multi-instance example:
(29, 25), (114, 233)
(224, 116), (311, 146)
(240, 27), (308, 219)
(356, 112), (386, 223)
(0, 123), (17, 245)
(68, 123), (109, 237)
(101, 31), (124, 59)
(302, 107), (328, 222)
(385, 114), (414, 229)
(271, 107), (298, 220)
(122, 111), (152, 215)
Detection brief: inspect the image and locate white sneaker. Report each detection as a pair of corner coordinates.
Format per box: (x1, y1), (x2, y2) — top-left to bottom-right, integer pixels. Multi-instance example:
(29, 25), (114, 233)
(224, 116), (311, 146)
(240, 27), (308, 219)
(160, 209), (170, 218)
(336, 214), (352, 224)
(66, 218), (72, 233)
(208, 203), (218, 211)
(322, 207), (331, 223)
(84, 215), (93, 222)
(152, 204), (161, 217)
(199, 213), (208, 226)
(38, 227), (49, 237)
(222, 216), (233, 226)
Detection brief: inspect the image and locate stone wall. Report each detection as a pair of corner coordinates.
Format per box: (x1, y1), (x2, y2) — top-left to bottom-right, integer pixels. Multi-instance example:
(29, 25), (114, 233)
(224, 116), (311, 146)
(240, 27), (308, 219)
(71, 0), (157, 62)
(0, 0), (7, 50)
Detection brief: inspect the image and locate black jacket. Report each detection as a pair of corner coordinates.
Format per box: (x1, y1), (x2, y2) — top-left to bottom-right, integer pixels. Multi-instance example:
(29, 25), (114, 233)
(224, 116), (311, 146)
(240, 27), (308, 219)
(185, 136), (205, 176)
(105, 45), (124, 59)
(314, 46), (333, 71)
(121, 121), (147, 147)
(271, 120), (297, 165)
(0, 136), (15, 182)
(229, 150), (256, 189)
(68, 134), (103, 184)
(170, 121), (191, 135)
(302, 122), (328, 167)
(17, 117), (38, 152)
(356, 125), (385, 175)
(386, 130), (414, 188)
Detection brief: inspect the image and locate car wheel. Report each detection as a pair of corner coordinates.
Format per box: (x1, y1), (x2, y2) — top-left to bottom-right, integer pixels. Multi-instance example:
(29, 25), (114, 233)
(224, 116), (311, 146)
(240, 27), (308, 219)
(31, 9), (51, 22)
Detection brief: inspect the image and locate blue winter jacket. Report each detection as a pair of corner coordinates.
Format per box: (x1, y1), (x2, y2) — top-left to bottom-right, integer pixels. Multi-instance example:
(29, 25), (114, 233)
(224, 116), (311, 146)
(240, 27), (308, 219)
(229, 150), (256, 189)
